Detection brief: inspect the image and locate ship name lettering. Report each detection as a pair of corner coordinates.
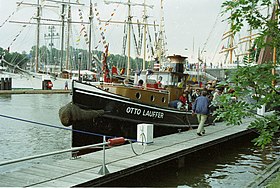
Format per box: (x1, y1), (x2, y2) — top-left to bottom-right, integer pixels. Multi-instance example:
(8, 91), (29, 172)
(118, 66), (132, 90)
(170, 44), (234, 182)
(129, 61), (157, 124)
(142, 110), (164, 119)
(126, 107), (141, 115)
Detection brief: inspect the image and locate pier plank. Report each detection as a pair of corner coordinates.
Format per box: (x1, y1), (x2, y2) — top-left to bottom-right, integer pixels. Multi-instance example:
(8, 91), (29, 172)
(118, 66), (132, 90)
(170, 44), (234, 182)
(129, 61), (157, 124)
(18, 165), (67, 179)
(32, 179), (75, 187)
(0, 180), (14, 187)
(53, 158), (101, 170)
(0, 174), (28, 187)
(0, 171), (46, 187)
(33, 163), (76, 174)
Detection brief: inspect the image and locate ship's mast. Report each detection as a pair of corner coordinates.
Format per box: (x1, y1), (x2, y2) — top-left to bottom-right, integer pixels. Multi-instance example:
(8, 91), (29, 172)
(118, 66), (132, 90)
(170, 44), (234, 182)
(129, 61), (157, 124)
(156, 0), (165, 66)
(9, 0), (86, 74)
(127, 0), (132, 77)
(35, 0), (41, 73)
(103, 0), (154, 77)
(220, 29), (237, 64)
(46, 0), (85, 74)
(142, 0), (147, 70)
(60, 1), (66, 72)
(10, 1), (60, 73)
(65, 1), (71, 70)
(236, 31), (258, 62)
(88, 0), (93, 70)
(272, 2), (278, 87)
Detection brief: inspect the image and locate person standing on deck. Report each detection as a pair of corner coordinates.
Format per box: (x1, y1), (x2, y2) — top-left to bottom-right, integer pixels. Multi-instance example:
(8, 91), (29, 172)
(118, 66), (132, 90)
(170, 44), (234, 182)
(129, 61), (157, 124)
(64, 81), (68, 90)
(192, 90), (210, 136)
(192, 89), (200, 101)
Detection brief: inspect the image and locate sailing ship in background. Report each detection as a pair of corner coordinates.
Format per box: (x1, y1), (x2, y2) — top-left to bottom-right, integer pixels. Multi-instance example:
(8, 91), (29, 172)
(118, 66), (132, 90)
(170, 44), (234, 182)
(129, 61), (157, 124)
(0, 0), (100, 89)
(218, 2), (280, 71)
(220, 27), (259, 66)
(219, 4), (261, 68)
(61, 0), (217, 149)
(211, 10), (261, 81)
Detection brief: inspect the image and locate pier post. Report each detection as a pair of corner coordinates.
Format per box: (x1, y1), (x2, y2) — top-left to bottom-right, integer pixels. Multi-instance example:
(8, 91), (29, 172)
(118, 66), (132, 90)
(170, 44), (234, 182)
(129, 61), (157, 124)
(0, 78), (4, 90)
(4, 78), (8, 90)
(8, 78), (12, 90)
(98, 136), (109, 175)
(177, 156), (185, 169)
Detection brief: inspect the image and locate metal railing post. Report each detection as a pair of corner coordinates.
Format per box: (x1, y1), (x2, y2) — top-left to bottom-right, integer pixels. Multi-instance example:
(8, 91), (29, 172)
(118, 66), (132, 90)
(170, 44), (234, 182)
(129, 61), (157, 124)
(98, 136), (109, 175)
(102, 136), (106, 174)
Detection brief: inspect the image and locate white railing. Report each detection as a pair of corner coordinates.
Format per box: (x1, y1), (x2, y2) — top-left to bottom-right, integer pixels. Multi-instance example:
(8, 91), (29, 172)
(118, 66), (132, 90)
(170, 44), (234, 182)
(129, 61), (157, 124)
(0, 136), (113, 175)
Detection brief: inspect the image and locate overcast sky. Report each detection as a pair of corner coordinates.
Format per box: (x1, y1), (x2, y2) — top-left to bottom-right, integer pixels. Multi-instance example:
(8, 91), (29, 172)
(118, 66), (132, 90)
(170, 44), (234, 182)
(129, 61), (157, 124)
(0, 0), (230, 65)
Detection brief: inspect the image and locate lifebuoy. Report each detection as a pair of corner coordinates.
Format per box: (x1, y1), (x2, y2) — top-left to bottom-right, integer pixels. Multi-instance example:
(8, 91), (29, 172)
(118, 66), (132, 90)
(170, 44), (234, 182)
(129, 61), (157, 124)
(47, 81), (53, 88)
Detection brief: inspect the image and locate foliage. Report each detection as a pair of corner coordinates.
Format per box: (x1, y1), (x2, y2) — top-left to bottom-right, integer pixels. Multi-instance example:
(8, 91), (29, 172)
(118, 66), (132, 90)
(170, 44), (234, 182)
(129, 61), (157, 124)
(0, 47), (29, 69)
(214, 63), (280, 148)
(267, 170), (280, 188)
(28, 45), (145, 72)
(250, 115), (280, 148)
(2, 44), (148, 74)
(219, 0), (280, 148)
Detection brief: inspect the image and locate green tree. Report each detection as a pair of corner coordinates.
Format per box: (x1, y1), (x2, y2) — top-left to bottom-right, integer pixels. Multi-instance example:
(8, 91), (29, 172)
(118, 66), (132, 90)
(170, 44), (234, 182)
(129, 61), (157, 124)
(0, 47), (29, 70)
(218, 0), (280, 148)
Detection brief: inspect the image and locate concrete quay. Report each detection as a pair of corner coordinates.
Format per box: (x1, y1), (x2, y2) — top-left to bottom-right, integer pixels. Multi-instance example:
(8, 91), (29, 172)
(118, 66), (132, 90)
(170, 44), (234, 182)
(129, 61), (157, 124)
(0, 89), (71, 95)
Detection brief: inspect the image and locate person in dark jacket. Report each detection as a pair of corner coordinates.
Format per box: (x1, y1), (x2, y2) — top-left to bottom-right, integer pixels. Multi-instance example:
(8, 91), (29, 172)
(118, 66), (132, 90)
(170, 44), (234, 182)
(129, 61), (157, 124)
(192, 90), (210, 136)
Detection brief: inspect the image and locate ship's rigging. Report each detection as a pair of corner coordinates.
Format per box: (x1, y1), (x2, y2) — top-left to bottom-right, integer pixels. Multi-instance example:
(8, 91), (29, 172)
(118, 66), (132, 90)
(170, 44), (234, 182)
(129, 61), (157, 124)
(1, 0), (168, 79)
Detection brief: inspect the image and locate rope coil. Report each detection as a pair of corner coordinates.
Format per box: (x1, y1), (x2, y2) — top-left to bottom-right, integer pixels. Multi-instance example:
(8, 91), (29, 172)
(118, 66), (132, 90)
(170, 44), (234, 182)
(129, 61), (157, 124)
(128, 133), (147, 156)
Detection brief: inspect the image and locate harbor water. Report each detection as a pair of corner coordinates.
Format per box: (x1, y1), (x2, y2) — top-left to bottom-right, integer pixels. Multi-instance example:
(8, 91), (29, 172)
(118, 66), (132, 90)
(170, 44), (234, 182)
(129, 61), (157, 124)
(0, 93), (72, 173)
(0, 94), (279, 187)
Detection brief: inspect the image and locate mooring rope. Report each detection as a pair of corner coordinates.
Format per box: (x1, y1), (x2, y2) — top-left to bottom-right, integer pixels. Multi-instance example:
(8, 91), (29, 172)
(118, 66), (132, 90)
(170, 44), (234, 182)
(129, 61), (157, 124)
(0, 113), (142, 144)
(0, 113), (109, 138)
(0, 1), (24, 29)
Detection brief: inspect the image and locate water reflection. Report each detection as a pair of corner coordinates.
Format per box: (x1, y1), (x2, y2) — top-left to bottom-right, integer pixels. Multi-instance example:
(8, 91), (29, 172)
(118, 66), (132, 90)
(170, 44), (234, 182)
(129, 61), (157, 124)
(0, 94), (12, 101)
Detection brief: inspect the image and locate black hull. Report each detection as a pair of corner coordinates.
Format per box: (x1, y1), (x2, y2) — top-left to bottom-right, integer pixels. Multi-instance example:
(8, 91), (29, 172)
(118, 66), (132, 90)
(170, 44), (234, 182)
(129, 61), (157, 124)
(71, 81), (214, 148)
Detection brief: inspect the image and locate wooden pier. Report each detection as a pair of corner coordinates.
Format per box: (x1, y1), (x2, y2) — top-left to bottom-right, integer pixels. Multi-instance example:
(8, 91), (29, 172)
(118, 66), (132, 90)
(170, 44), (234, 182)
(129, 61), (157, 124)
(0, 118), (255, 187)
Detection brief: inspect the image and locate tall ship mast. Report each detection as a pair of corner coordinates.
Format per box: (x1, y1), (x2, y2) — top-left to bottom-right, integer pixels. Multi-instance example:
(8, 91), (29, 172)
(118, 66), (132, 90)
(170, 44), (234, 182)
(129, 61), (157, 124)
(155, 0), (167, 67)
(8, 0), (92, 75)
(219, 28), (236, 65)
(104, 0), (154, 77)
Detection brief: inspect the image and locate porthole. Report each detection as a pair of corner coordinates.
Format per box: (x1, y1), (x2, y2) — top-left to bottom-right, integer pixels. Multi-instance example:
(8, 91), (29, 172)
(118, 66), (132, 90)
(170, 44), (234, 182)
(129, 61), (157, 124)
(161, 97), (166, 103)
(150, 95), (155, 102)
(136, 92), (141, 99)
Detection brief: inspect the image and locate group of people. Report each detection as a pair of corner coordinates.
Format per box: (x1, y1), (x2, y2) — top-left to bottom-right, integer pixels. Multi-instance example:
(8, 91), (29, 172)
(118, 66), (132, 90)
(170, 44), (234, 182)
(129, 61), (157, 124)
(170, 86), (223, 136)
